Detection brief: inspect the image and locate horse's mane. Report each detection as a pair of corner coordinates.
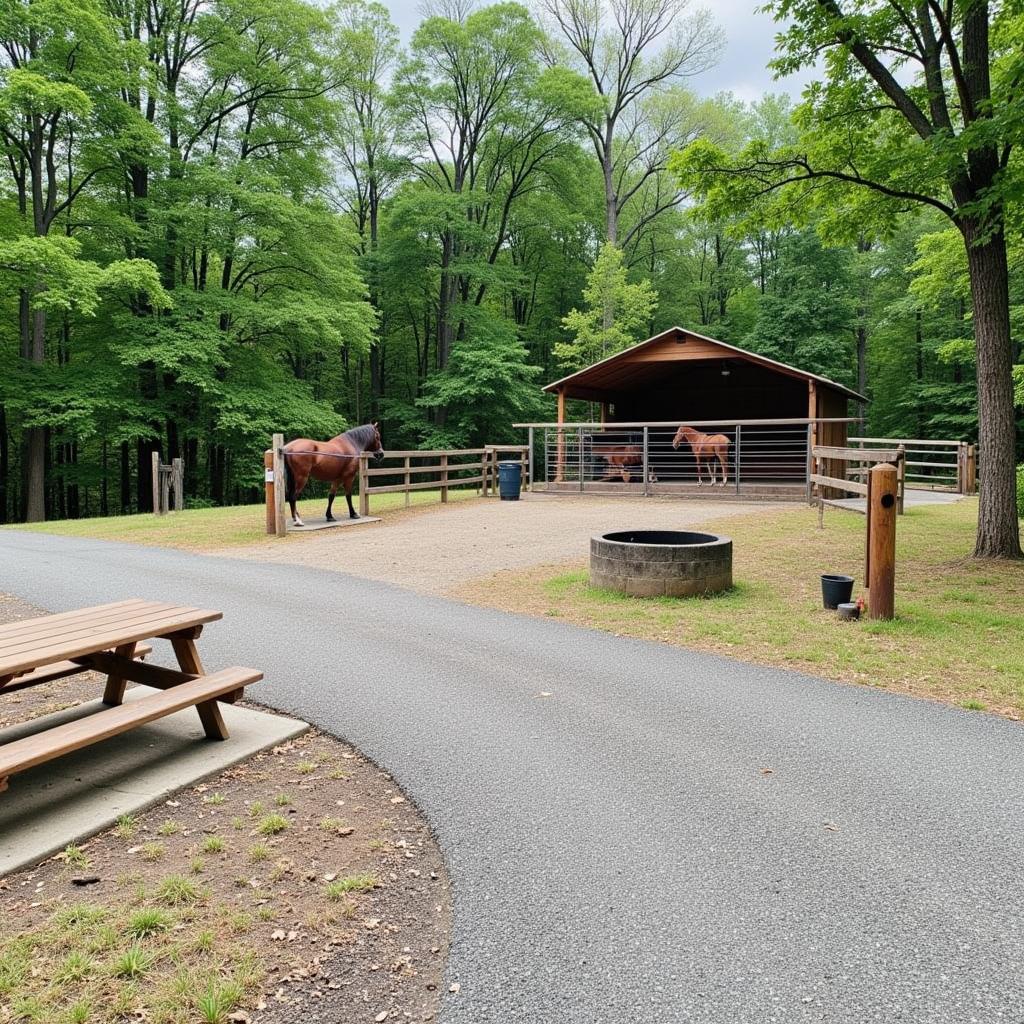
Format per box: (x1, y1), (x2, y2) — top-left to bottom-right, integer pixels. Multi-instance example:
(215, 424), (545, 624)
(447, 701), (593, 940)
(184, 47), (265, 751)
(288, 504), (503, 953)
(340, 423), (378, 450)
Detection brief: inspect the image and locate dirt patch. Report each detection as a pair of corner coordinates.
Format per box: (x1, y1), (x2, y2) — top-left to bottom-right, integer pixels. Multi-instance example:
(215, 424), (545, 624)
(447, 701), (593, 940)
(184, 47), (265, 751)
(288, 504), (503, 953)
(0, 595), (452, 1024)
(218, 492), (782, 595)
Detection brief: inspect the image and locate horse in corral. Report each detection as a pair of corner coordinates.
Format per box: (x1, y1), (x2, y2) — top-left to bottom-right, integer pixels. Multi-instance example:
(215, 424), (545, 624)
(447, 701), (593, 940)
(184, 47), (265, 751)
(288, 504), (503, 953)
(283, 423), (384, 527)
(672, 425), (730, 486)
(593, 442), (656, 484)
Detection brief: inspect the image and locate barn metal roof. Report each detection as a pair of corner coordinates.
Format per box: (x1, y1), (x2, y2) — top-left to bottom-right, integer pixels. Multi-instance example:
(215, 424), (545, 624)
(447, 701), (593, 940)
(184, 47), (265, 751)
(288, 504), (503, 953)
(542, 326), (867, 403)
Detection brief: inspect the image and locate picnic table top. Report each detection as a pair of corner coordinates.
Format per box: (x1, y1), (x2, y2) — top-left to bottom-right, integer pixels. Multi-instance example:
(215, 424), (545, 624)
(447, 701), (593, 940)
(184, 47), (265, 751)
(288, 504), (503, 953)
(0, 599), (222, 681)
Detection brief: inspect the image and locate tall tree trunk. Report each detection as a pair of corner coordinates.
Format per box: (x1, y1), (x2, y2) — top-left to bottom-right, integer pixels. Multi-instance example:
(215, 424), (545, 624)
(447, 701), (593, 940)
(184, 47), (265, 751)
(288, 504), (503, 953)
(963, 225), (1021, 558)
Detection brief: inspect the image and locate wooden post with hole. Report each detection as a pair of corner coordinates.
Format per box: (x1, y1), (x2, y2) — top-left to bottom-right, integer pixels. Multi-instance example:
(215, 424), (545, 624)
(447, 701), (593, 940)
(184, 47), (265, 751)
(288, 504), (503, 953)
(151, 451), (161, 515)
(359, 454), (369, 517)
(867, 462), (897, 620)
(264, 448), (275, 534)
(272, 434), (288, 540)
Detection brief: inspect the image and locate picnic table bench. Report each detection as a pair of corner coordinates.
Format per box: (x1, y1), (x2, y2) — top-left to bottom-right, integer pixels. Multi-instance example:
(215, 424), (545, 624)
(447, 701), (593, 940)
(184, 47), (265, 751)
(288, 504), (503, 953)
(0, 599), (262, 792)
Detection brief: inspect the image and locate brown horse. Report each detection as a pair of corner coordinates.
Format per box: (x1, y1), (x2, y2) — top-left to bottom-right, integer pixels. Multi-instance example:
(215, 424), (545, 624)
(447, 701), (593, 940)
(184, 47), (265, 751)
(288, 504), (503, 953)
(594, 443), (656, 484)
(283, 423), (384, 526)
(672, 425), (730, 486)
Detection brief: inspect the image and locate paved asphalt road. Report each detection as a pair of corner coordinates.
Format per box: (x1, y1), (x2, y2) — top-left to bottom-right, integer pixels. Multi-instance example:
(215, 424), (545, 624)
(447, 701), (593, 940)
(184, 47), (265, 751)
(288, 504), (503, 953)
(2, 531), (1022, 1023)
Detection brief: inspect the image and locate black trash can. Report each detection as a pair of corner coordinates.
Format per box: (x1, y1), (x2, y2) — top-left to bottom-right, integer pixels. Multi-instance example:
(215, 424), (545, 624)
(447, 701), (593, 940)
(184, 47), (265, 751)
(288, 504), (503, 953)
(498, 461), (522, 501)
(821, 574), (854, 610)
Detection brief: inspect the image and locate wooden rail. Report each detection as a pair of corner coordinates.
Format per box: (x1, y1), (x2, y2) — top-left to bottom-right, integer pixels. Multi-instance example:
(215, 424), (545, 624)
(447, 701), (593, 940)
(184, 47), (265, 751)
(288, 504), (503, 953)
(810, 444), (905, 516)
(850, 436), (975, 493)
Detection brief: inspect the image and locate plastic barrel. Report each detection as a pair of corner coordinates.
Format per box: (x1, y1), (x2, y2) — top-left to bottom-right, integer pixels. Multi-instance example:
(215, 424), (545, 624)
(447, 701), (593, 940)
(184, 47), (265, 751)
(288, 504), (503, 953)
(821, 574), (854, 610)
(498, 461), (522, 501)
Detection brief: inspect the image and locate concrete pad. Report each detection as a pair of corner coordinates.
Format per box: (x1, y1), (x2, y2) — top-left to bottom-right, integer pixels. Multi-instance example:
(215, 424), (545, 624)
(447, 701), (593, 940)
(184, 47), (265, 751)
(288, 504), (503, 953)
(288, 516), (381, 533)
(0, 690), (307, 877)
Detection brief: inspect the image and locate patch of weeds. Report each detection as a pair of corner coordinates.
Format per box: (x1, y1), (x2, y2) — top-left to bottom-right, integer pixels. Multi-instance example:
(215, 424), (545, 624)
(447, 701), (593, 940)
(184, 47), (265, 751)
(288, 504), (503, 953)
(247, 802), (264, 819)
(295, 760), (316, 775)
(55, 951), (94, 983)
(57, 843), (90, 868)
(368, 839), (385, 851)
(328, 769), (349, 781)
(960, 698), (987, 711)
(201, 792), (226, 806)
(318, 816), (347, 832)
(257, 813), (289, 836)
(114, 814), (138, 839)
(190, 857), (205, 874)
(126, 908), (172, 938)
(55, 904), (107, 929)
(273, 793), (292, 807)
(324, 873), (377, 899)
(231, 817), (245, 831)
(227, 911), (252, 935)
(256, 906), (274, 922)
(248, 844), (270, 863)
(114, 944), (151, 979)
(193, 930), (214, 953)
(156, 819), (181, 837)
(196, 979), (244, 1024)
(200, 835), (225, 854)
(65, 1000), (91, 1024)
(12, 995), (44, 1021)
(140, 842), (165, 862)
(154, 875), (204, 906)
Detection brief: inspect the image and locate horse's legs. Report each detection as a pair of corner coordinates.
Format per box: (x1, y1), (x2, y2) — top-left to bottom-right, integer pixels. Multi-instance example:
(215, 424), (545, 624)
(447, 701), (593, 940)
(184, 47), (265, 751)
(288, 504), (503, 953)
(719, 451), (728, 486)
(325, 481), (339, 522)
(695, 454), (703, 486)
(344, 474), (359, 519)
(289, 469), (309, 527)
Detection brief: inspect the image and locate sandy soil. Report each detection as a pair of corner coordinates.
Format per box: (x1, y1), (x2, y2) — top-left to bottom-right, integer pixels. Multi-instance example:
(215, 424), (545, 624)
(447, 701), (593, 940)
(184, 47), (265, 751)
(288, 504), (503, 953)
(218, 492), (784, 594)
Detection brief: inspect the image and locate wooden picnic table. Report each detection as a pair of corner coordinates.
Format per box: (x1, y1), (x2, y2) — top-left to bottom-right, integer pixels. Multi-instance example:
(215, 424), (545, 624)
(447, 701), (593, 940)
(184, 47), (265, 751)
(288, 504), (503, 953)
(0, 599), (262, 793)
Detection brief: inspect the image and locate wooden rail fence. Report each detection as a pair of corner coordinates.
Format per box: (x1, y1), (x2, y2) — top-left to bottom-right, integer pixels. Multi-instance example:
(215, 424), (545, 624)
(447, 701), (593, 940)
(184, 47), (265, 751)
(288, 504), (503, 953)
(263, 437), (530, 536)
(810, 444), (906, 516)
(849, 436), (975, 493)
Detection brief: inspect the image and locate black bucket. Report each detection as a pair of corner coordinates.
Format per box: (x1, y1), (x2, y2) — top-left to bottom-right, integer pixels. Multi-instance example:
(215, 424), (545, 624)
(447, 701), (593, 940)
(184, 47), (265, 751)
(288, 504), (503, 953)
(821, 574), (854, 610)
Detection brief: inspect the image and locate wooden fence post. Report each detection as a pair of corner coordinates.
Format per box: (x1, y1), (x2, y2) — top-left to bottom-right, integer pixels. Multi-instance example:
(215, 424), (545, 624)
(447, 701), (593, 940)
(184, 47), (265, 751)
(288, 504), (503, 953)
(172, 458), (184, 511)
(272, 433), (286, 537)
(966, 443), (977, 493)
(867, 462), (897, 620)
(151, 451), (161, 515)
(440, 454), (449, 503)
(359, 454), (369, 517)
(896, 445), (905, 515)
(264, 449), (275, 535)
(404, 456), (411, 507)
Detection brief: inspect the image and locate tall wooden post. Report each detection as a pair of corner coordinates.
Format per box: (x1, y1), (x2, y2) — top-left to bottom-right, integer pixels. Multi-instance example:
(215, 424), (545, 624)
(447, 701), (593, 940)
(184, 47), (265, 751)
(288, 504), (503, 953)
(151, 451), (161, 515)
(867, 462), (897, 620)
(171, 458), (184, 511)
(358, 454), (369, 517)
(555, 388), (566, 483)
(271, 433), (286, 537)
(440, 453), (449, 503)
(264, 449), (275, 535)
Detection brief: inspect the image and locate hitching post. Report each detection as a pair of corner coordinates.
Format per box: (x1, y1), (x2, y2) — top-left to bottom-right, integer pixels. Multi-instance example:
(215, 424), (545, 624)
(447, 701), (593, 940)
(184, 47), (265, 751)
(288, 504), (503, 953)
(867, 462), (897, 620)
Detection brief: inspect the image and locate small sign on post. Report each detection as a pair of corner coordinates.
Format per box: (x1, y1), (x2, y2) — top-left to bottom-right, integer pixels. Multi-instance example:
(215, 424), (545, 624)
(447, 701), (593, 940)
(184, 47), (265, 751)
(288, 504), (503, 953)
(867, 462), (897, 620)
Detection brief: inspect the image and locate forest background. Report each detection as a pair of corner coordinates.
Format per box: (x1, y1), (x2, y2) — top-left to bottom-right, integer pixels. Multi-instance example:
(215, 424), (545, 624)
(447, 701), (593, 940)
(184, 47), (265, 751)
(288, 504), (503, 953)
(1, 0), (1021, 546)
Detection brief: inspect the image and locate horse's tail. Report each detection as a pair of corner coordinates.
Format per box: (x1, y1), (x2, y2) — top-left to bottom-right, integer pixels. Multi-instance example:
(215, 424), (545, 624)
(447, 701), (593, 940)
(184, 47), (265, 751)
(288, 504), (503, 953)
(284, 451), (295, 504)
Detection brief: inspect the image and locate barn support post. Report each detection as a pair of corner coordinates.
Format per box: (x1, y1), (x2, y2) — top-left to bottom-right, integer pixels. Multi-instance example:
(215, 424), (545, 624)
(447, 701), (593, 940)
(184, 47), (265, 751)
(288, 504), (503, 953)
(734, 425), (741, 494)
(642, 427), (649, 496)
(577, 427), (584, 492)
(272, 434), (286, 537)
(805, 423), (814, 504)
(555, 388), (566, 482)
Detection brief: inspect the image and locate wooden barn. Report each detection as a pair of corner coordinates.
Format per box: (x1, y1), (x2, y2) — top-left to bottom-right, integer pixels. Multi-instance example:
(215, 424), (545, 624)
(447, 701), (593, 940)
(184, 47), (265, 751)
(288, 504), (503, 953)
(536, 327), (864, 495)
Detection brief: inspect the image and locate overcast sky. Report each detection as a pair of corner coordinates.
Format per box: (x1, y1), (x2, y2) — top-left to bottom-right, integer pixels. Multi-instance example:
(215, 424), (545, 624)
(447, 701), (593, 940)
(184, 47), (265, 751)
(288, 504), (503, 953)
(378, 0), (806, 103)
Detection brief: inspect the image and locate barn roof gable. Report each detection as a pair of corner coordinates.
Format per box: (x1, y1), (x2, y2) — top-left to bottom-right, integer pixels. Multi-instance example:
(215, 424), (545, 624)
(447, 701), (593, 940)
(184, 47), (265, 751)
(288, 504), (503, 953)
(543, 326), (866, 403)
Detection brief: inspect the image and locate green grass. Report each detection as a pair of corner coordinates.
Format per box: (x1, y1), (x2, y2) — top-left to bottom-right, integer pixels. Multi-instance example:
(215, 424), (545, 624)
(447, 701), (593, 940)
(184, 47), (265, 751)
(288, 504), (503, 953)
(464, 499), (1024, 718)
(3, 488), (480, 550)
(256, 814), (289, 836)
(324, 873), (377, 900)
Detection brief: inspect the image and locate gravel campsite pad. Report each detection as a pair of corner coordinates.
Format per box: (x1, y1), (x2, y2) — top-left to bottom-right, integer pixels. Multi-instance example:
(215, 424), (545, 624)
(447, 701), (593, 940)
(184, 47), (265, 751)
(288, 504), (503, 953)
(0, 595), (451, 1024)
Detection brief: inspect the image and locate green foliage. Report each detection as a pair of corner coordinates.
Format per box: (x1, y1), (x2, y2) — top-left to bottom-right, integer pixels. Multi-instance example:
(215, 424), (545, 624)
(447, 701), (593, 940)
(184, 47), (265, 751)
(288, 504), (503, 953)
(556, 244), (657, 368)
